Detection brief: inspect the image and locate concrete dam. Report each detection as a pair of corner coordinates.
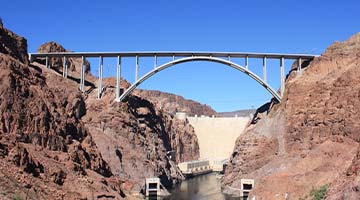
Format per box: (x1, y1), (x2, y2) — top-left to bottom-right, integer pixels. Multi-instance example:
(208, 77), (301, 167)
(179, 114), (251, 160)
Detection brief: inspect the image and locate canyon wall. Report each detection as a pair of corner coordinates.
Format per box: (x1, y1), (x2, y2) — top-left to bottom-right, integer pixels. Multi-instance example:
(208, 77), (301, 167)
(0, 26), (200, 199)
(135, 89), (217, 116)
(0, 24), (118, 200)
(223, 33), (360, 200)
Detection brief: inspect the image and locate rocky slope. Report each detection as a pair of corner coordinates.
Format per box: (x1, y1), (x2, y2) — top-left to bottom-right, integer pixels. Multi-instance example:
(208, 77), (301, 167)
(82, 77), (200, 191)
(223, 33), (360, 199)
(0, 23), (28, 65)
(36, 41), (200, 190)
(135, 89), (217, 116)
(37, 41), (91, 74)
(0, 24), (123, 199)
(0, 25), (200, 199)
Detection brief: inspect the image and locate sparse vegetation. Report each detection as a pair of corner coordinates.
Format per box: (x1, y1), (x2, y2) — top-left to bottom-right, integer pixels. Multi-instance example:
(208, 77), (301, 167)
(13, 194), (23, 200)
(300, 184), (329, 200)
(309, 184), (329, 200)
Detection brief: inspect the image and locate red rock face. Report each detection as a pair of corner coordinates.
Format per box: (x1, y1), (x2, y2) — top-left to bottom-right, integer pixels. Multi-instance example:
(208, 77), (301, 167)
(83, 77), (200, 190)
(0, 26), (123, 199)
(223, 33), (360, 199)
(0, 26), (28, 65)
(135, 89), (217, 116)
(0, 26), (200, 199)
(37, 41), (91, 74)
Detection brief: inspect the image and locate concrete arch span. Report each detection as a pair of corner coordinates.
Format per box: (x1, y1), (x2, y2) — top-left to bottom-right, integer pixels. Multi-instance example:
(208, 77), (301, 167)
(117, 56), (281, 102)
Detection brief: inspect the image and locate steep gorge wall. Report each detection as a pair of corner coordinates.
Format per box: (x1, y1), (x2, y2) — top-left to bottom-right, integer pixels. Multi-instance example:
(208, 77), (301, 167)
(0, 24), (119, 200)
(135, 89), (217, 116)
(82, 77), (200, 190)
(0, 26), (200, 199)
(223, 33), (360, 199)
(35, 43), (201, 191)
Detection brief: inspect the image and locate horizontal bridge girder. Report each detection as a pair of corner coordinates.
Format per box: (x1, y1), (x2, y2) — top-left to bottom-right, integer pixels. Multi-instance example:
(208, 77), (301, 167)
(29, 51), (318, 60)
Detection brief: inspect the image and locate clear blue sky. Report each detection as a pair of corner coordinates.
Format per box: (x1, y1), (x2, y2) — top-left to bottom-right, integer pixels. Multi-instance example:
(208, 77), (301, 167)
(1, 0), (359, 112)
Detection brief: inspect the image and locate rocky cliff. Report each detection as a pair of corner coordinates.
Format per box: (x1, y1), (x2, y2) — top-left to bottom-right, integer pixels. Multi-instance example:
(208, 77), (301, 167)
(82, 77), (200, 191)
(0, 26), (200, 199)
(37, 41), (91, 74)
(36, 42), (96, 96)
(135, 89), (217, 116)
(36, 42), (200, 190)
(0, 25), (122, 200)
(223, 33), (360, 199)
(0, 25), (28, 65)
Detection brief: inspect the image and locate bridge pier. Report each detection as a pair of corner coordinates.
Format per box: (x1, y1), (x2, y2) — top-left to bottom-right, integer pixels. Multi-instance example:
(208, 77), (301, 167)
(280, 57), (285, 97)
(98, 56), (103, 98)
(297, 57), (302, 75)
(263, 56), (267, 83)
(154, 55), (157, 69)
(45, 56), (49, 68)
(63, 56), (68, 78)
(245, 55), (248, 70)
(80, 56), (85, 92)
(135, 55), (139, 81)
(116, 56), (121, 99)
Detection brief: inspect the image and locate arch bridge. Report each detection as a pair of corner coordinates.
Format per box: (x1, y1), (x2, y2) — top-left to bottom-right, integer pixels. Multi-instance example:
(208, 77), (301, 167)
(29, 51), (318, 103)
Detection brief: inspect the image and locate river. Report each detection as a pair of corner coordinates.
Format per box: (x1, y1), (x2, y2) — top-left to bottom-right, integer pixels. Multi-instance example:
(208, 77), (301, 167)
(161, 172), (240, 200)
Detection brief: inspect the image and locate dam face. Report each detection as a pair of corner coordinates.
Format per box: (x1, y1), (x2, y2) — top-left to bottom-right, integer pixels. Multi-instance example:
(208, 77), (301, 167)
(187, 116), (250, 159)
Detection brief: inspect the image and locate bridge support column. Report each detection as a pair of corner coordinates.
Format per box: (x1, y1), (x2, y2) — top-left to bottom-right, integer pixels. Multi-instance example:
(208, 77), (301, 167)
(45, 56), (49, 68)
(29, 54), (33, 63)
(63, 56), (68, 78)
(297, 57), (302, 76)
(245, 55), (249, 70)
(80, 56), (85, 92)
(263, 56), (267, 83)
(154, 55), (157, 69)
(116, 56), (121, 99)
(280, 57), (285, 97)
(98, 56), (103, 99)
(135, 55), (139, 81)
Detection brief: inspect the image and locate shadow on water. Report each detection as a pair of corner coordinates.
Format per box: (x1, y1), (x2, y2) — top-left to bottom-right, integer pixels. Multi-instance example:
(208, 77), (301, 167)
(146, 173), (241, 200)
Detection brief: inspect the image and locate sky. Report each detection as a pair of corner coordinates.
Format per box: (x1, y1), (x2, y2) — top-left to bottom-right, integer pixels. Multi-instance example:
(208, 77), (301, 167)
(1, 0), (359, 112)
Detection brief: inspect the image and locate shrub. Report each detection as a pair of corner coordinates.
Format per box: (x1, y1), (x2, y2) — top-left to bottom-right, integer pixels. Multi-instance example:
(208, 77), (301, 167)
(309, 184), (329, 200)
(13, 194), (23, 200)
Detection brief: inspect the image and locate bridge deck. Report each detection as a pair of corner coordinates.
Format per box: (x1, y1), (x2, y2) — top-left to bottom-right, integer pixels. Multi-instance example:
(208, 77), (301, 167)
(29, 51), (318, 60)
(28, 51), (318, 103)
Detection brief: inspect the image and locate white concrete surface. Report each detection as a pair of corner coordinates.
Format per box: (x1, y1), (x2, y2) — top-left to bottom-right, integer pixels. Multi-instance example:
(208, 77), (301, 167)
(187, 116), (250, 160)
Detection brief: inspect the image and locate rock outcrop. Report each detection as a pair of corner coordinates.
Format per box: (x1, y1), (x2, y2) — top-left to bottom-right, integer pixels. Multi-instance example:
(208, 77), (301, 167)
(135, 89), (216, 116)
(0, 25), (28, 65)
(0, 25), (126, 199)
(83, 77), (200, 191)
(0, 25), (200, 199)
(37, 41), (91, 74)
(223, 33), (360, 199)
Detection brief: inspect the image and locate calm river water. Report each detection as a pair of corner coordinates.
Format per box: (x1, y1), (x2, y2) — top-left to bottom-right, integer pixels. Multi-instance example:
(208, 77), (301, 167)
(162, 172), (240, 200)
